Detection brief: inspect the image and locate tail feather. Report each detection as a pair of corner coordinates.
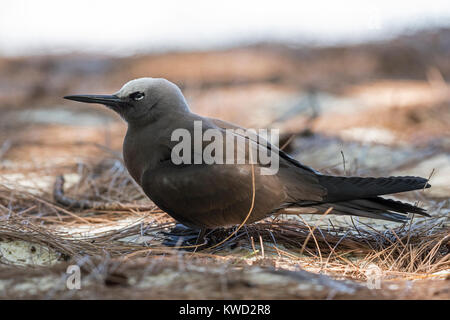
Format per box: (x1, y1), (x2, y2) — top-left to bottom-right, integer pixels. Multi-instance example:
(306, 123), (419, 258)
(317, 175), (430, 202)
(302, 197), (427, 222)
(288, 175), (431, 222)
(366, 197), (429, 216)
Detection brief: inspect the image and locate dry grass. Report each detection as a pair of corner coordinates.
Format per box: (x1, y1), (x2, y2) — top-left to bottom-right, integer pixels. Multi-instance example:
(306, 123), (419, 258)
(0, 157), (448, 299)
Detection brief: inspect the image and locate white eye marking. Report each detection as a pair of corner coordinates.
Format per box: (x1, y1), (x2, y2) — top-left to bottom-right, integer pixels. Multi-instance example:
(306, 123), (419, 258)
(130, 92), (145, 101)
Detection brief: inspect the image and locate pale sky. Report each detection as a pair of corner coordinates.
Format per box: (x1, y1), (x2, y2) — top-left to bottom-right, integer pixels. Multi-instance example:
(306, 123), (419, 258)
(1, 0), (449, 56)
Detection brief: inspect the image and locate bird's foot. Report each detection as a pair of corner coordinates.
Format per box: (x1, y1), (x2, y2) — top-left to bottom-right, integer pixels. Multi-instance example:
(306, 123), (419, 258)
(161, 224), (209, 250)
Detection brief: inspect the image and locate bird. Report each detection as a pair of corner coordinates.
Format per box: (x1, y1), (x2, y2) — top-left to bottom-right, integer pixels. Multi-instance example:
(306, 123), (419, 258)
(64, 78), (431, 234)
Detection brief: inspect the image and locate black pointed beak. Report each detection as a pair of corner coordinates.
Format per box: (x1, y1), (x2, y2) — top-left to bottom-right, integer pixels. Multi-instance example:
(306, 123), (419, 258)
(64, 94), (122, 108)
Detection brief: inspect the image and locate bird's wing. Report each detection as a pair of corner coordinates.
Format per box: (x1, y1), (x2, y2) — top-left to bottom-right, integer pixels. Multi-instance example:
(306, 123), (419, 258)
(207, 117), (320, 174)
(205, 117), (328, 203)
(206, 117), (430, 222)
(141, 160), (286, 228)
(140, 115), (328, 229)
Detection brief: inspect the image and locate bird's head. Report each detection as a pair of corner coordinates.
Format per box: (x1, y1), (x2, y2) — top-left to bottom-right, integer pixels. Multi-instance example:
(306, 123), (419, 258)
(64, 78), (190, 124)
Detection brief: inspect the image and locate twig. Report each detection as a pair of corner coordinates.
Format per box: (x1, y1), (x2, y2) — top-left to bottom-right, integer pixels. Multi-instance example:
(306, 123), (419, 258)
(53, 175), (155, 211)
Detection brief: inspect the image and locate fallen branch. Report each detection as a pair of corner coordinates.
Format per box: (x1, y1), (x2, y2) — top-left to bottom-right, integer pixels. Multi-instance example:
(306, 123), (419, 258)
(53, 175), (156, 211)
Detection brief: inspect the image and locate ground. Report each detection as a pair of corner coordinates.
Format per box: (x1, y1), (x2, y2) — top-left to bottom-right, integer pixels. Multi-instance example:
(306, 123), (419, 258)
(0, 29), (448, 299)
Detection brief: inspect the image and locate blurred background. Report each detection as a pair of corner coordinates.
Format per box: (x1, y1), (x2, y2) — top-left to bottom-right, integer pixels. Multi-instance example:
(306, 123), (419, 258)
(0, 0), (449, 196)
(0, 0), (449, 299)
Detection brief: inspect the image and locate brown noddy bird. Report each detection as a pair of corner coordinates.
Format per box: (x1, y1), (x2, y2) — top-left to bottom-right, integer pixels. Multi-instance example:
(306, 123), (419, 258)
(64, 78), (431, 232)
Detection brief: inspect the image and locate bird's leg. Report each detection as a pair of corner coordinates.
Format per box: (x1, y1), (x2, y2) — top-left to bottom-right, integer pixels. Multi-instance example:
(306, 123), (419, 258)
(167, 223), (193, 236)
(161, 224), (211, 250)
(161, 223), (199, 247)
(195, 228), (205, 243)
(193, 228), (208, 252)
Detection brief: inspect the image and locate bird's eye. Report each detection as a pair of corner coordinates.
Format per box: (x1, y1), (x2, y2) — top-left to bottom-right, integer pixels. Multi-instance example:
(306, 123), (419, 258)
(130, 92), (145, 101)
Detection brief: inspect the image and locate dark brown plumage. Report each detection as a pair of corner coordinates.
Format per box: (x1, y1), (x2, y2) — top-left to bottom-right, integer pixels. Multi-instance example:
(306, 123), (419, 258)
(64, 78), (431, 231)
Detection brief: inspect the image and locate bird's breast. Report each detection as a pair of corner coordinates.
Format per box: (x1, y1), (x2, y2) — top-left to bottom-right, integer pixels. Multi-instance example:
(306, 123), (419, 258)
(123, 129), (172, 186)
(123, 141), (142, 184)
